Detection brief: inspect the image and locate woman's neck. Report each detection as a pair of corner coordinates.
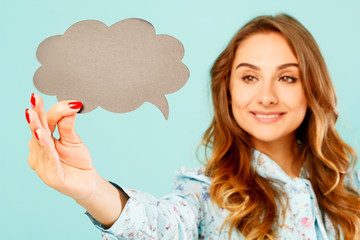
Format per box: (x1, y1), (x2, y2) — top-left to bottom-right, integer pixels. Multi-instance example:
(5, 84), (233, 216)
(252, 135), (303, 178)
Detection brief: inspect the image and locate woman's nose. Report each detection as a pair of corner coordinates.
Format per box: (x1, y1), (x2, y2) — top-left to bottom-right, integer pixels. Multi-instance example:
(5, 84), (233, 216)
(256, 83), (278, 106)
(257, 96), (278, 105)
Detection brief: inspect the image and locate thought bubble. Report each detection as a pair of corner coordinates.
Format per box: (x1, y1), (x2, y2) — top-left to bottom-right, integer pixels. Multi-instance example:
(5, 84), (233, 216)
(33, 18), (189, 119)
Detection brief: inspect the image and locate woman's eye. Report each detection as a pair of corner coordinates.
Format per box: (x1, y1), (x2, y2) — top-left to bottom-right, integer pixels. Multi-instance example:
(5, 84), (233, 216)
(279, 76), (297, 83)
(242, 75), (257, 82)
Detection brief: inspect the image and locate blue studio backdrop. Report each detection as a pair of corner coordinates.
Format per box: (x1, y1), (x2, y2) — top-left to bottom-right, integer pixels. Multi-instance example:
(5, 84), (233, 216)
(1, 0), (360, 239)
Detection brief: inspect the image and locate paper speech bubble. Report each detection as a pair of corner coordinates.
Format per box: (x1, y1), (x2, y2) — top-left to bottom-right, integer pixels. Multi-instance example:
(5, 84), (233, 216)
(33, 18), (189, 119)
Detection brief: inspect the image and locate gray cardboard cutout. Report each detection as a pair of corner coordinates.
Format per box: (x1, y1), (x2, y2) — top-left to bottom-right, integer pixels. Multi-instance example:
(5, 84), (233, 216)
(33, 18), (189, 119)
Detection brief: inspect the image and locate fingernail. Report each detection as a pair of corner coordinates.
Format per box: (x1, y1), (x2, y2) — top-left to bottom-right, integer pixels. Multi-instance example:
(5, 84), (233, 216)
(25, 109), (30, 123)
(68, 101), (83, 109)
(34, 129), (39, 140)
(30, 93), (36, 108)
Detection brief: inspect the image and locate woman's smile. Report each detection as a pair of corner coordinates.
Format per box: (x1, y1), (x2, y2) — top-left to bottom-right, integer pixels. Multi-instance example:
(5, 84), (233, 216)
(250, 111), (286, 123)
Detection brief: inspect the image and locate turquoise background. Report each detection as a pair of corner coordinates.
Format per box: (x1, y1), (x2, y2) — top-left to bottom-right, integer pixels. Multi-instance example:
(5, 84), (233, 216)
(1, 0), (360, 239)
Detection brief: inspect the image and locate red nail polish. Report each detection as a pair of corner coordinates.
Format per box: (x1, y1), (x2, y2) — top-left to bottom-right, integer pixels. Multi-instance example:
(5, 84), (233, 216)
(25, 109), (30, 123)
(31, 93), (36, 108)
(34, 130), (39, 140)
(68, 101), (83, 109)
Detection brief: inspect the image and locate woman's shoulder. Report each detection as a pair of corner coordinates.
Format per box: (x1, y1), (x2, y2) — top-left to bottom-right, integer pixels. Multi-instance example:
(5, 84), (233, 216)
(174, 166), (212, 185)
(168, 166), (212, 202)
(344, 168), (360, 194)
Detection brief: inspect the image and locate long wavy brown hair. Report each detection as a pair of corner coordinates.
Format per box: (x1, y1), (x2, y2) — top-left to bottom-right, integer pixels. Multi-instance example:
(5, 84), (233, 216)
(201, 13), (360, 239)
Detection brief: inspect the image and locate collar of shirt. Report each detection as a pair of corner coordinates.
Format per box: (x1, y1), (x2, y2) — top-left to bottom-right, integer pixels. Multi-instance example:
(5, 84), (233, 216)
(251, 149), (333, 240)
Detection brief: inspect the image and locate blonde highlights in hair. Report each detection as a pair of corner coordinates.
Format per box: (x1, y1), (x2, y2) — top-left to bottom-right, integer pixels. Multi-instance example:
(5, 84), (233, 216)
(202, 14), (360, 239)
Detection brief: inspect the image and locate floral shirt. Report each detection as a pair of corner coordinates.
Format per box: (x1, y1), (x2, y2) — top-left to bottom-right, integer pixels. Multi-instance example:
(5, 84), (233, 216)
(86, 149), (360, 240)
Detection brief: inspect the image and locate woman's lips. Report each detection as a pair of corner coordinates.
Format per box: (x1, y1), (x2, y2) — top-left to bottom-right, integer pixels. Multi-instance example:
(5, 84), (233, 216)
(251, 111), (286, 123)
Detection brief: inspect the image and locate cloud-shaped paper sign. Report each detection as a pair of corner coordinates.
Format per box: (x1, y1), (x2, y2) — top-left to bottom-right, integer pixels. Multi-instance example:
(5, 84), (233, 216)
(33, 18), (189, 119)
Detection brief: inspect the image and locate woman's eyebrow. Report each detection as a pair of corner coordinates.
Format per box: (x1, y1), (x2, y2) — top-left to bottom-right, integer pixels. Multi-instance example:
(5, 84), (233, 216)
(235, 62), (299, 70)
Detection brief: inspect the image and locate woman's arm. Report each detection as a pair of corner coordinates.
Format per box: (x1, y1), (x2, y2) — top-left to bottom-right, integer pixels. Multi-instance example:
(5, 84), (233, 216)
(26, 94), (128, 228)
(26, 94), (203, 239)
(86, 168), (207, 239)
(75, 172), (129, 229)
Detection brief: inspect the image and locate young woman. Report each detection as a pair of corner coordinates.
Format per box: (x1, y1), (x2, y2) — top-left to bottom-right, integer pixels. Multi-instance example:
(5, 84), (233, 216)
(26, 14), (360, 239)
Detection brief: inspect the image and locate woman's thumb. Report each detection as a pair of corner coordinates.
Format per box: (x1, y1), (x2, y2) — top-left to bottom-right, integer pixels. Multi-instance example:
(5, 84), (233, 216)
(58, 113), (82, 143)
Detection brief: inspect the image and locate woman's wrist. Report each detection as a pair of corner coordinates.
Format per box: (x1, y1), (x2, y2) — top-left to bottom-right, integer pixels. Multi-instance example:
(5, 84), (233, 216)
(75, 171), (127, 228)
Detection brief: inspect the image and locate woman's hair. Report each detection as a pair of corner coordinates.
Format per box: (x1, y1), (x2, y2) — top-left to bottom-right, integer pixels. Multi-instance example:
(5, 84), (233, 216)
(202, 13), (360, 240)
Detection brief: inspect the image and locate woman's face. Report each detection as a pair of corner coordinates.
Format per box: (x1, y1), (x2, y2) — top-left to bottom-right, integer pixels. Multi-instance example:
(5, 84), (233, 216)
(229, 32), (307, 146)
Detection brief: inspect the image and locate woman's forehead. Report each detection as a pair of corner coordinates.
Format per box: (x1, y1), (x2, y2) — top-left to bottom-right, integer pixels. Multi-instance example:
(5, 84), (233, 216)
(233, 32), (298, 68)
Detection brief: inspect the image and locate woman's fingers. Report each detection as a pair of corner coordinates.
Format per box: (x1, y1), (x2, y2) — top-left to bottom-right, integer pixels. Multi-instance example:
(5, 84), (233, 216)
(30, 93), (50, 133)
(26, 95), (83, 171)
(26, 96), (83, 158)
(27, 127), (57, 168)
(26, 108), (43, 133)
(46, 101), (82, 135)
(27, 110), (57, 166)
(28, 127), (63, 189)
(58, 114), (82, 144)
(33, 127), (56, 149)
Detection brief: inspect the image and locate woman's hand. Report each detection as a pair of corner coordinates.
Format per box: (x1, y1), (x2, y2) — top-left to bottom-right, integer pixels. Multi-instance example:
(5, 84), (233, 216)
(27, 93), (128, 228)
(26, 94), (96, 201)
